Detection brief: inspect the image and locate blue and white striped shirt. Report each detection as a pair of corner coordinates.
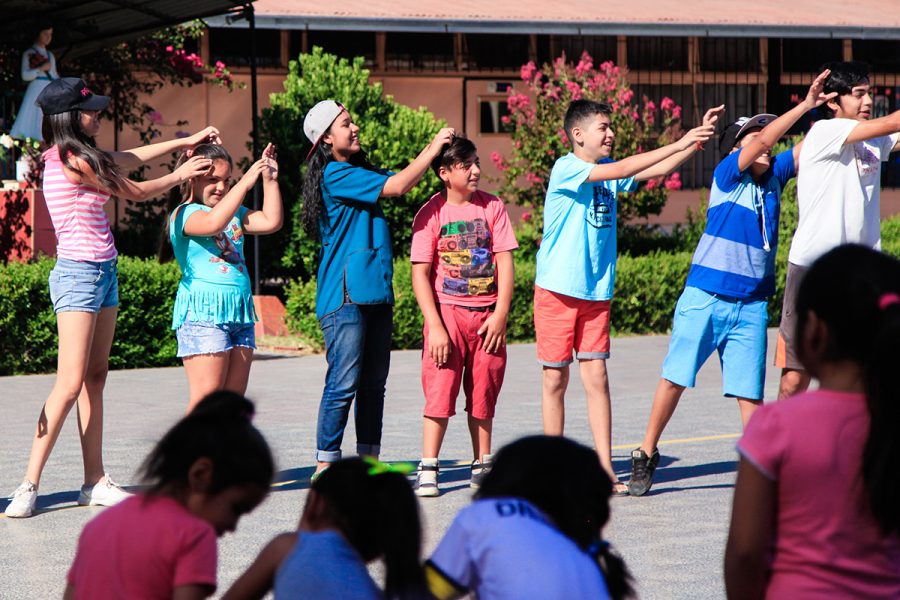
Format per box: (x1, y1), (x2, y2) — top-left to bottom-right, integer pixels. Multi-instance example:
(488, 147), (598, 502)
(685, 149), (795, 300)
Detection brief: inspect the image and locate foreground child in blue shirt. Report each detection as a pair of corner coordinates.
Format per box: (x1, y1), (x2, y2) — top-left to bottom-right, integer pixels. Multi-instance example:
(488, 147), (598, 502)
(628, 70), (835, 496)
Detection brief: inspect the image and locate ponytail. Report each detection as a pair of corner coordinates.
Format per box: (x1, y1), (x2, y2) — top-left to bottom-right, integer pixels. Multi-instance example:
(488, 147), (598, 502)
(157, 143), (233, 263)
(795, 245), (900, 536)
(311, 459), (426, 599)
(140, 390), (274, 495)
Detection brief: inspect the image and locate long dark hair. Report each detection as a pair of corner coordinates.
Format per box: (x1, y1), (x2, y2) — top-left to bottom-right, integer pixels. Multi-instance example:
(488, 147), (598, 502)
(477, 435), (634, 600)
(795, 244), (900, 536)
(300, 131), (377, 241)
(310, 458), (426, 599)
(157, 143), (233, 263)
(42, 109), (122, 193)
(140, 391), (274, 496)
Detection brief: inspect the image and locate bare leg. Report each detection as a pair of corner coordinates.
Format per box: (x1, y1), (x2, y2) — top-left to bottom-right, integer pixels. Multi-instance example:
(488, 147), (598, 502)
(76, 307), (117, 486)
(639, 378), (686, 455)
(467, 415), (493, 462)
(778, 368), (811, 400)
(423, 416), (449, 458)
(223, 347), (254, 396)
(737, 397), (762, 427)
(541, 365), (570, 435)
(24, 311), (97, 486)
(579, 359), (618, 484)
(182, 352), (229, 413)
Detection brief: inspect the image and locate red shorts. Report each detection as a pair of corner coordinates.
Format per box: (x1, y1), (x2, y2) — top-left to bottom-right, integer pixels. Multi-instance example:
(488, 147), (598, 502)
(422, 303), (507, 419)
(533, 285), (611, 367)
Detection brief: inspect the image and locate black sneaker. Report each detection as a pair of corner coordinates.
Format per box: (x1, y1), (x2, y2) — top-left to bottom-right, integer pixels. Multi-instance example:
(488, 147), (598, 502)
(628, 447), (660, 496)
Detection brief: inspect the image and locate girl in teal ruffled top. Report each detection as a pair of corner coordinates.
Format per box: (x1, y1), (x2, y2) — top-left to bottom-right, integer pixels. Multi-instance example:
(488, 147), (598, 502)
(168, 142), (282, 411)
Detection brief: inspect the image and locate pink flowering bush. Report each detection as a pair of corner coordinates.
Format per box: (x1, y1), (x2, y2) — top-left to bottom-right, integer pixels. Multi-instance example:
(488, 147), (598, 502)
(497, 52), (685, 223)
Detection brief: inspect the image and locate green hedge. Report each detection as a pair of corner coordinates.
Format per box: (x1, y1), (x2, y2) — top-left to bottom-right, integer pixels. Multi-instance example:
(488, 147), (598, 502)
(0, 256), (181, 375)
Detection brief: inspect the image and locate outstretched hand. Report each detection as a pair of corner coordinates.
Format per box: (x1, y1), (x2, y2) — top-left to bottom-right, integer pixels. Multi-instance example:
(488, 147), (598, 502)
(804, 69), (838, 108)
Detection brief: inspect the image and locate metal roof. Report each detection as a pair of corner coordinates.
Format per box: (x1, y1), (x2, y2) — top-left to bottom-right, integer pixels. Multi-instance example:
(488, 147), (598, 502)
(1, 0), (250, 58)
(206, 0), (900, 39)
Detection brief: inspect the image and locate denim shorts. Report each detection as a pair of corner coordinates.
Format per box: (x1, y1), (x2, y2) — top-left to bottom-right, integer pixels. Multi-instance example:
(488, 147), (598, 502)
(48, 258), (119, 314)
(176, 319), (256, 358)
(661, 286), (768, 401)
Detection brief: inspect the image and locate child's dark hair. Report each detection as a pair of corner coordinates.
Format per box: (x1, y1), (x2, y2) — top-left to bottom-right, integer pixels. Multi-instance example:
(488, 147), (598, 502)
(157, 143), (233, 262)
(300, 119), (375, 241)
(430, 135), (477, 178)
(820, 61), (871, 117)
(477, 435), (634, 600)
(140, 391), (274, 495)
(563, 100), (613, 145)
(43, 109), (122, 193)
(795, 244), (900, 536)
(311, 458), (426, 599)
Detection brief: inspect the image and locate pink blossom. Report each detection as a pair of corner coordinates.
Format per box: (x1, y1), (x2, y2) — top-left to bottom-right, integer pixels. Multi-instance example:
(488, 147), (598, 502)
(521, 211), (532, 222)
(565, 80), (582, 100)
(520, 61), (538, 82)
(664, 172), (682, 190)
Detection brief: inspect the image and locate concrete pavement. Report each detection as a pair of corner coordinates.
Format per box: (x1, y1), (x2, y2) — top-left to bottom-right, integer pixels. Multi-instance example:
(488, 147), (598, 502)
(0, 332), (783, 599)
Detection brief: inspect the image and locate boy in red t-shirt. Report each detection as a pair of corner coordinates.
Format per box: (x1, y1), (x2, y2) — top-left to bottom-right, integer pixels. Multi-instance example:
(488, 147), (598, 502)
(410, 137), (518, 497)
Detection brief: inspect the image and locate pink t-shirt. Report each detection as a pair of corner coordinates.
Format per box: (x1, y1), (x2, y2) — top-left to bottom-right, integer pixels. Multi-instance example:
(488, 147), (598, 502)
(67, 495), (217, 600)
(738, 390), (900, 599)
(410, 190), (518, 307)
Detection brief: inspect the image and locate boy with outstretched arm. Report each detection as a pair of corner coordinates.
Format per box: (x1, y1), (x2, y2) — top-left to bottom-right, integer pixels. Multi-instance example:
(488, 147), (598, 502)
(410, 136), (518, 497)
(536, 99), (717, 495)
(778, 61), (900, 399)
(627, 71), (836, 496)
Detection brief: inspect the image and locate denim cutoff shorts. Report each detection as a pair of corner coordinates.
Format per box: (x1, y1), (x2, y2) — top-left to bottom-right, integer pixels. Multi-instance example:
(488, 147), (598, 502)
(176, 318), (256, 358)
(48, 258), (119, 314)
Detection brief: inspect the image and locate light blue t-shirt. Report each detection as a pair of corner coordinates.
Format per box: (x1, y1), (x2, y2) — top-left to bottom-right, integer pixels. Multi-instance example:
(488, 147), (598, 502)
(274, 530), (383, 600)
(316, 161), (393, 320)
(686, 148), (795, 299)
(169, 203), (256, 329)
(535, 153), (637, 300)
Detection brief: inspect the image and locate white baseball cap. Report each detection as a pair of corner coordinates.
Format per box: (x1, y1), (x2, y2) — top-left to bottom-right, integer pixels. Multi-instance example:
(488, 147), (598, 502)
(304, 100), (345, 160)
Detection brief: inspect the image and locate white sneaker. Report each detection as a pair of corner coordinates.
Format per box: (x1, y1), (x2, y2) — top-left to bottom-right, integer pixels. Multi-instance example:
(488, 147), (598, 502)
(78, 474), (131, 507)
(413, 459), (439, 498)
(5, 480), (38, 518)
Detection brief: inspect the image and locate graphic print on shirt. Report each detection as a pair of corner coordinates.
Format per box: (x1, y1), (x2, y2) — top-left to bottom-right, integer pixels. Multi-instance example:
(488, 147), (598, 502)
(210, 219), (245, 273)
(585, 185), (614, 229)
(854, 142), (880, 179)
(437, 218), (496, 296)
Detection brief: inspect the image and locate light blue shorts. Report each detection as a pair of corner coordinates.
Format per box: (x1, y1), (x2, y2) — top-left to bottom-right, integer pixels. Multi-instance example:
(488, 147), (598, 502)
(661, 286), (768, 401)
(48, 258), (118, 314)
(176, 319), (256, 358)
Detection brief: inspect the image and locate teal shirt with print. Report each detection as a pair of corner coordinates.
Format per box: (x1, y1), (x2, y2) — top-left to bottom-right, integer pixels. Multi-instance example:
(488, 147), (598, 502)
(315, 161), (393, 320)
(535, 154), (637, 301)
(169, 203), (256, 329)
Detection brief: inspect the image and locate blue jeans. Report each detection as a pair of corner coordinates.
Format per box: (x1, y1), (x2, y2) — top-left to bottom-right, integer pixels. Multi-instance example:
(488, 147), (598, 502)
(316, 303), (393, 462)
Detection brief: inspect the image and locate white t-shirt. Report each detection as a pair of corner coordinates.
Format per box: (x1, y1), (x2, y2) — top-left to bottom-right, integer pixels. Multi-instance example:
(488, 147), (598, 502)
(426, 498), (611, 600)
(789, 118), (898, 267)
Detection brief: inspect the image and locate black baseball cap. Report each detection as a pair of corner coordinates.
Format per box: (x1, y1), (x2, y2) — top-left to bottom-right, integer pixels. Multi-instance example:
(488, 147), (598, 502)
(36, 77), (110, 116)
(718, 113), (777, 158)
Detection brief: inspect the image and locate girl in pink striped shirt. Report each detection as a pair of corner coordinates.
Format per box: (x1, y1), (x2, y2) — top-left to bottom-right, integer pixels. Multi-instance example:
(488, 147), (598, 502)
(6, 77), (220, 519)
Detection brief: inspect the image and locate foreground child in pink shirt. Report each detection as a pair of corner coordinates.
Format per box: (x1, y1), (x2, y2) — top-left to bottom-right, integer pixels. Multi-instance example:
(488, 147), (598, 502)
(725, 244), (900, 599)
(65, 392), (274, 600)
(410, 136), (518, 496)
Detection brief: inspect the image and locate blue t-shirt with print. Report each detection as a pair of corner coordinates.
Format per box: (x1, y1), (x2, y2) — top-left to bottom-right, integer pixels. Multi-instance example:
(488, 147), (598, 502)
(685, 148), (795, 299)
(535, 153), (637, 301)
(315, 161), (393, 320)
(169, 203), (256, 328)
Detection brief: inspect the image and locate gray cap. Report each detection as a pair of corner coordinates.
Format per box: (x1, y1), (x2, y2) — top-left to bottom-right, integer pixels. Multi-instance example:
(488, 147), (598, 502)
(303, 100), (344, 160)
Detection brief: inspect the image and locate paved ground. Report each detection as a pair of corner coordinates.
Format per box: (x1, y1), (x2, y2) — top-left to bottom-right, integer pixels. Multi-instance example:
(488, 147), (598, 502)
(0, 331), (783, 599)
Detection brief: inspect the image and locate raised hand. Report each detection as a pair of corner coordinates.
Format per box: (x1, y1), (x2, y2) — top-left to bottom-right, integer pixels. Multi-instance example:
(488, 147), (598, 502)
(804, 69), (838, 108)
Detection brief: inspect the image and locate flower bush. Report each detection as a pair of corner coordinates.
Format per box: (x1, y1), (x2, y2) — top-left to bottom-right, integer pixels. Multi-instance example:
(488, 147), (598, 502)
(496, 52), (685, 223)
